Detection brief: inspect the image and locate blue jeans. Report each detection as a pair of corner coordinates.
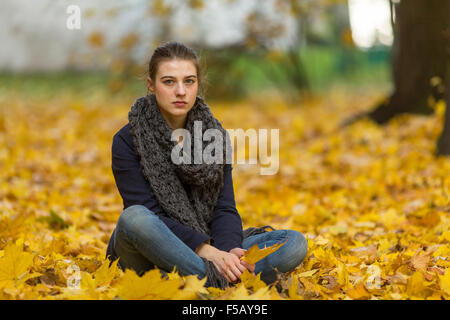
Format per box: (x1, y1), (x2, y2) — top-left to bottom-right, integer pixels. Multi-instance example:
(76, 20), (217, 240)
(113, 205), (308, 286)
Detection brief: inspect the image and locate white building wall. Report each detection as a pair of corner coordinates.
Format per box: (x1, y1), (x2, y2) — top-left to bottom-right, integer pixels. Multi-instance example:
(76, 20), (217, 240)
(0, 0), (298, 71)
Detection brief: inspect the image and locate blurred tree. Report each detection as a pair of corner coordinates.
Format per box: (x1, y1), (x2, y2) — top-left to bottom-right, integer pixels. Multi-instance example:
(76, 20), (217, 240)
(245, 8), (310, 101)
(437, 50), (450, 155)
(367, 0), (447, 122)
(241, 0), (352, 102)
(84, 0), (353, 101)
(198, 44), (249, 101)
(341, 0), (450, 156)
(240, 1), (315, 101)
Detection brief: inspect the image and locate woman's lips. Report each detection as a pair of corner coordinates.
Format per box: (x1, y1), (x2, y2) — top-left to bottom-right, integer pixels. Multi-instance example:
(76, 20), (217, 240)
(173, 102), (187, 107)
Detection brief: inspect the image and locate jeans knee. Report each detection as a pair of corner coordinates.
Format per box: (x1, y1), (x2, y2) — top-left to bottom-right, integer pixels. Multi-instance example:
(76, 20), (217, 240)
(278, 230), (308, 272)
(117, 205), (158, 237)
(296, 231), (308, 260)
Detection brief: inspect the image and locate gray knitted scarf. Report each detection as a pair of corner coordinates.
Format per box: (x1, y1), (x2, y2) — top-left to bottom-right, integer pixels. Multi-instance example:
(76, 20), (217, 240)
(128, 93), (274, 289)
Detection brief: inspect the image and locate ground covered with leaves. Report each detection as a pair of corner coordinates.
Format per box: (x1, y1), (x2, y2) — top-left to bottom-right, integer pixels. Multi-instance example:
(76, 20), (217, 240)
(0, 87), (449, 299)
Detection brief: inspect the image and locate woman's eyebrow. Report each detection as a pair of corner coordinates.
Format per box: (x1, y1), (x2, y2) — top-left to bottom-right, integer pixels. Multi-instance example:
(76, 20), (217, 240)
(160, 75), (197, 80)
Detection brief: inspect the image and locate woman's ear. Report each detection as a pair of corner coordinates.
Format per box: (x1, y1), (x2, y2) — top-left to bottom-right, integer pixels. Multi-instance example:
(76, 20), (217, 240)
(147, 76), (154, 93)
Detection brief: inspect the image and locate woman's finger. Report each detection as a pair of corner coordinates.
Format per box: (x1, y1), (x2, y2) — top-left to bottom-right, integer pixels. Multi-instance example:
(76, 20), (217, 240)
(230, 263), (243, 280)
(231, 256), (246, 276)
(225, 267), (237, 282)
(213, 260), (230, 282)
(235, 248), (246, 258)
(219, 266), (231, 283)
(224, 258), (240, 279)
(241, 261), (255, 273)
(236, 261), (247, 273)
(221, 259), (238, 282)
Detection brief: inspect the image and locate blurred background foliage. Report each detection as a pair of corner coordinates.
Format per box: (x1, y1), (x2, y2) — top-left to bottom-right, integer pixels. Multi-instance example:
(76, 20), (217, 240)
(0, 45), (390, 101)
(0, 0), (392, 103)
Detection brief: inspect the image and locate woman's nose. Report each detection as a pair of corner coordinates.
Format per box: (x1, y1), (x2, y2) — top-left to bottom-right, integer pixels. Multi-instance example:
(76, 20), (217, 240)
(175, 82), (186, 95)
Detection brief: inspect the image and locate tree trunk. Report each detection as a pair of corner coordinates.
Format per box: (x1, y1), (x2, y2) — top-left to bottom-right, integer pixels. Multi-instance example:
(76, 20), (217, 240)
(367, 0), (448, 124)
(437, 46), (450, 155)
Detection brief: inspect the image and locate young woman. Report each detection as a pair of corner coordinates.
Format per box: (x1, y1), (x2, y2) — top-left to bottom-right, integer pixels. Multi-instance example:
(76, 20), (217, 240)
(105, 41), (308, 289)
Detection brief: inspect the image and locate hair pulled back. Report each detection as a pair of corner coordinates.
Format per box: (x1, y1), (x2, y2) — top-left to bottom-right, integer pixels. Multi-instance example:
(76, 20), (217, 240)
(147, 41), (208, 97)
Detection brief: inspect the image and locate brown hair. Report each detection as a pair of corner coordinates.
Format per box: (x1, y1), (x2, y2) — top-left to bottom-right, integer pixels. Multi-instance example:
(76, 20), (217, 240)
(147, 41), (208, 97)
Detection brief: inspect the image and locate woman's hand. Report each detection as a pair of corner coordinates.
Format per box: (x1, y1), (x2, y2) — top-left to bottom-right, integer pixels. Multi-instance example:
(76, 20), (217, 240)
(196, 243), (246, 283)
(229, 248), (255, 275)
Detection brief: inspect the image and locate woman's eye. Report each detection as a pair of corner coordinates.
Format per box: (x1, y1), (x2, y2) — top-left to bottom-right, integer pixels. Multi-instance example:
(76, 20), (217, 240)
(164, 80), (173, 84)
(186, 79), (195, 84)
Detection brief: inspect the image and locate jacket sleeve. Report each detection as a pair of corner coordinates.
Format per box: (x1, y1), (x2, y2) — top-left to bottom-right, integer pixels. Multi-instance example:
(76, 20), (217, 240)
(209, 163), (244, 252)
(111, 131), (211, 252)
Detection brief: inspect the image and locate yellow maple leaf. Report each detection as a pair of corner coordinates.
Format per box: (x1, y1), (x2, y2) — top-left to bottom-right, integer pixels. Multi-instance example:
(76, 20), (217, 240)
(312, 246), (338, 268)
(380, 208), (406, 229)
(314, 235), (329, 246)
(346, 282), (371, 300)
(241, 241), (286, 265)
(297, 269), (318, 278)
(299, 277), (317, 296)
(0, 238), (41, 289)
(240, 269), (267, 292)
(336, 262), (349, 288)
(249, 286), (273, 300)
(80, 272), (102, 299)
(60, 271), (106, 300)
(172, 274), (208, 300)
(409, 249), (432, 272)
(406, 271), (426, 297)
(439, 268), (450, 296)
(206, 286), (226, 297)
(288, 276), (303, 300)
(228, 282), (273, 300)
(92, 259), (121, 288)
(229, 282), (251, 299)
(116, 268), (181, 300)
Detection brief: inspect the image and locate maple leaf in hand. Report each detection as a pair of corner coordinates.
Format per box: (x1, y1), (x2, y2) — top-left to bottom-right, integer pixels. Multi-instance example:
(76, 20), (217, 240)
(241, 241), (286, 265)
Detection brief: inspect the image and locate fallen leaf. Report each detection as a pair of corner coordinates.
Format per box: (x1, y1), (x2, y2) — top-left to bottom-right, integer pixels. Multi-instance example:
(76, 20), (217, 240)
(0, 238), (41, 289)
(297, 269), (318, 278)
(242, 241), (286, 265)
(409, 249), (432, 272)
(346, 282), (371, 300)
(439, 268), (450, 296)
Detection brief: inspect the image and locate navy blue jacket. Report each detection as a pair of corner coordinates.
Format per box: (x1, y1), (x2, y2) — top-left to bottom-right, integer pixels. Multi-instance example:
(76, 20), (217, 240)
(106, 123), (243, 261)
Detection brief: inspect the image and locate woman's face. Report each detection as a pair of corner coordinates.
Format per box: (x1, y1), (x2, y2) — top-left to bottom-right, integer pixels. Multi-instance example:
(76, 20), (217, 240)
(147, 59), (198, 129)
